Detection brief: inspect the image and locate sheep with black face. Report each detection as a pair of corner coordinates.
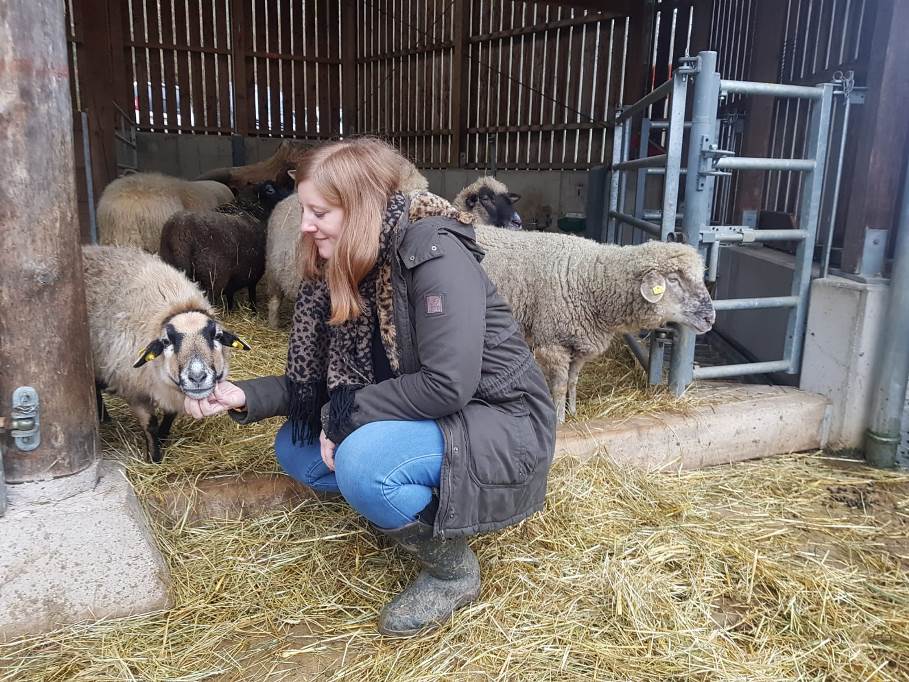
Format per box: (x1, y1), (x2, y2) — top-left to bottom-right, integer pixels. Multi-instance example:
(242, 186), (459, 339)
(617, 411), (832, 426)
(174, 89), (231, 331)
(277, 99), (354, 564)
(453, 176), (523, 229)
(83, 245), (250, 462)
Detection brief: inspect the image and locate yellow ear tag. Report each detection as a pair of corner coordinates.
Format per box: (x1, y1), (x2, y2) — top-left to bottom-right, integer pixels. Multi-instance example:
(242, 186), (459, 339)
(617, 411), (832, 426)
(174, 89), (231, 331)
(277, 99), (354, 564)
(651, 284), (665, 295)
(144, 352), (157, 362)
(231, 340), (244, 349)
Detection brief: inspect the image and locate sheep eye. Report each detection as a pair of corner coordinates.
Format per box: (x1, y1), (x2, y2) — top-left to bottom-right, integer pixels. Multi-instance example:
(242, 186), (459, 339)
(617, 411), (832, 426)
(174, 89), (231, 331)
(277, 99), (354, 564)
(667, 275), (681, 285)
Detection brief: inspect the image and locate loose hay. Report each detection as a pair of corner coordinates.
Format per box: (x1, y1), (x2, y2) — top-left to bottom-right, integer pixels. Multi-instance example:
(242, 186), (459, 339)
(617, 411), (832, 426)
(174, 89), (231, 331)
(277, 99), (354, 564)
(2, 308), (907, 681)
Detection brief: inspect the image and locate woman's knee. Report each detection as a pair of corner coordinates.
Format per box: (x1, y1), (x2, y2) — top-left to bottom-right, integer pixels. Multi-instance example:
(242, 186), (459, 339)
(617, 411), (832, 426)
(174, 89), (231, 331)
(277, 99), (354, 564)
(274, 422), (330, 487)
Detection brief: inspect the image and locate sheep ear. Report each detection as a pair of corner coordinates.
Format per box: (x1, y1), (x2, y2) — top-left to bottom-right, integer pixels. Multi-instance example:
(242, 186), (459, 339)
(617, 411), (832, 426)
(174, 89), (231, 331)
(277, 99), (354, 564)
(286, 169), (297, 182)
(133, 340), (166, 368)
(465, 194), (478, 209)
(508, 192), (521, 204)
(640, 272), (667, 303)
(217, 329), (252, 351)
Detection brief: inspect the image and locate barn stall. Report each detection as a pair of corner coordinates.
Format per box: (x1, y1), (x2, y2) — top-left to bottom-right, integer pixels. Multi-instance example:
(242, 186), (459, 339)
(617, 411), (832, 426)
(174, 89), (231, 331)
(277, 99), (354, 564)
(1, 0), (908, 679)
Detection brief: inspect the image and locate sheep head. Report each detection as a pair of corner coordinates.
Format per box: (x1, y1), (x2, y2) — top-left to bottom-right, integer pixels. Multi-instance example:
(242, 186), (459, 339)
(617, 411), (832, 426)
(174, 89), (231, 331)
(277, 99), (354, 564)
(133, 310), (250, 399)
(454, 176), (522, 228)
(633, 241), (715, 334)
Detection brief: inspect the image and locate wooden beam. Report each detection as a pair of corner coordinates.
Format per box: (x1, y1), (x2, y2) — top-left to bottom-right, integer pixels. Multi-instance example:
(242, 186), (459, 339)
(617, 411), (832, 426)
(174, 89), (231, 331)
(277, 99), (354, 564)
(1, 0), (98, 482)
(450, 0), (470, 167)
(841, 0), (909, 273)
(688, 0), (714, 54)
(622, 0), (653, 107)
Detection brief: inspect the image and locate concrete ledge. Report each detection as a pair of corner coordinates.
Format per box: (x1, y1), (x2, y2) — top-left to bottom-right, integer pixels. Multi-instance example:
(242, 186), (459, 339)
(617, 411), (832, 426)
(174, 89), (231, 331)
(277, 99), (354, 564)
(0, 461), (172, 640)
(558, 384), (831, 470)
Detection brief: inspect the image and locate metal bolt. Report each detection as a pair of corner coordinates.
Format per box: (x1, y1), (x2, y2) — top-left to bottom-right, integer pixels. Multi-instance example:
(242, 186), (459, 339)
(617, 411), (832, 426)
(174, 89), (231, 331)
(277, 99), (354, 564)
(431, 245), (437, 251)
(409, 255), (415, 261)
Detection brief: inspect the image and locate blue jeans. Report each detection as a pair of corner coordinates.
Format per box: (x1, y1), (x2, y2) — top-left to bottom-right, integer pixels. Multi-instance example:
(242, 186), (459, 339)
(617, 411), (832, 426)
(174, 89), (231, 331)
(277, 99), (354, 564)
(274, 419), (444, 530)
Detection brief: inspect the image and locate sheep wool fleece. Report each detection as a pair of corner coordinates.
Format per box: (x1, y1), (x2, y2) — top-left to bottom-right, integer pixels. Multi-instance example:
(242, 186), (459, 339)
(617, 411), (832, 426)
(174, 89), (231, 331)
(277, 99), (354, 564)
(306, 190), (558, 539)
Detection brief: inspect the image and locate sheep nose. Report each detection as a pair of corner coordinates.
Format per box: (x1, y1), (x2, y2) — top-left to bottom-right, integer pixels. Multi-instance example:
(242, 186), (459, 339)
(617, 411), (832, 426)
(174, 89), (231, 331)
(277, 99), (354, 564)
(186, 362), (208, 384)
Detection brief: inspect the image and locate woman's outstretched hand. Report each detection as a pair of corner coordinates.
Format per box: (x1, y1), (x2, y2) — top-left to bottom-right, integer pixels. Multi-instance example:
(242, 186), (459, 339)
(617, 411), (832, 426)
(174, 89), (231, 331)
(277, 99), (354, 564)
(184, 381), (247, 419)
(319, 429), (337, 471)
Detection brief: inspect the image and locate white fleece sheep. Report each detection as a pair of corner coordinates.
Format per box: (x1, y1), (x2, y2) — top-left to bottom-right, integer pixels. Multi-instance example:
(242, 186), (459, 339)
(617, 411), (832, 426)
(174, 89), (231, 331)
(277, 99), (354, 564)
(83, 245), (248, 462)
(263, 159), (429, 328)
(475, 227), (716, 421)
(97, 172), (234, 252)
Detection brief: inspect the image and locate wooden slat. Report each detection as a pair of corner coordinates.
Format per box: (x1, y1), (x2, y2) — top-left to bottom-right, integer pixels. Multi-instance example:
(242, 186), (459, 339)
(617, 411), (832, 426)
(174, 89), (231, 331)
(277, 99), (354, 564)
(215, 0), (231, 131)
(327, 0), (341, 137)
(293, 0), (307, 136)
(174, 0), (193, 131)
(188, 0), (206, 132)
(280, 0), (293, 135)
(253, 0), (267, 133)
(305, 0), (318, 133)
(159, 0), (178, 131)
(265, 0), (280, 134)
(145, 0), (165, 130)
(133, 1), (151, 128)
(199, 0), (218, 130)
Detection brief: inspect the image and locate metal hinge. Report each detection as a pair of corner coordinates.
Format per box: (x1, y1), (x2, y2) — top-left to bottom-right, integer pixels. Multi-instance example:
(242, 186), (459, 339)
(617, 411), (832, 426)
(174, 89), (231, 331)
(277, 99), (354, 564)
(699, 137), (736, 189)
(8, 387), (40, 452)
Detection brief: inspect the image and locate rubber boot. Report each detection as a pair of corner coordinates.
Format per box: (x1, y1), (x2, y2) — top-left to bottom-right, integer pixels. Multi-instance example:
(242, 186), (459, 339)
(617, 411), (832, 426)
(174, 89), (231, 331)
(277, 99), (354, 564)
(377, 520), (481, 637)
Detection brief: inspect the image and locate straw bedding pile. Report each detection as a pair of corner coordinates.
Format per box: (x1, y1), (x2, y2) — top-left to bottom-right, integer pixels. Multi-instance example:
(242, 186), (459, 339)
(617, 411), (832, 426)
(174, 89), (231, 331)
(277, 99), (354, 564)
(1, 308), (907, 681)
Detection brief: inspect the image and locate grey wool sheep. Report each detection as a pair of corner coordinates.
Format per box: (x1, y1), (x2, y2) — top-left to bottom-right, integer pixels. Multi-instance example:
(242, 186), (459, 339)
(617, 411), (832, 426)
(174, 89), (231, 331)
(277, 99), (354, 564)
(158, 181), (292, 311)
(453, 176), (523, 229)
(83, 245), (250, 462)
(474, 227), (716, 422)
(97, 172), (235, 252)
(263, 158), (430, 328)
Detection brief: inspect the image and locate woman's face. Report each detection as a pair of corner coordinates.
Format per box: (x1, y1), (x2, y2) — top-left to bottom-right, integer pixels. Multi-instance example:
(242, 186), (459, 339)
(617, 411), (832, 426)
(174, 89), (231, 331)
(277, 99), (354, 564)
(298, 179), (345, 260)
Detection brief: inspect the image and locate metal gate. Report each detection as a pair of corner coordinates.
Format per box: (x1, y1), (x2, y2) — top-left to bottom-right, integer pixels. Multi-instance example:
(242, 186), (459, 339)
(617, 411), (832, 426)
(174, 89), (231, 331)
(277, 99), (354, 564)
(601, 50), (836, 395)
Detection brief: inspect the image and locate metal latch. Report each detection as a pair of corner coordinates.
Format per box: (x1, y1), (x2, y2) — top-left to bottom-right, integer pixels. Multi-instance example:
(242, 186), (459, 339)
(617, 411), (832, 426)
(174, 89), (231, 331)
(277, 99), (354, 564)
(9, 387), (40, 451)
(699, 138), (735, 189)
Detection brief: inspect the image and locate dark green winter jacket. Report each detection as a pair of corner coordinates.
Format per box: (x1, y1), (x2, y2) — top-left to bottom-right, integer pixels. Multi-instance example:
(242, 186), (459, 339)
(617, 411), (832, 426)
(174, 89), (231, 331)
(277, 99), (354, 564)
(231, 202), (557, 538)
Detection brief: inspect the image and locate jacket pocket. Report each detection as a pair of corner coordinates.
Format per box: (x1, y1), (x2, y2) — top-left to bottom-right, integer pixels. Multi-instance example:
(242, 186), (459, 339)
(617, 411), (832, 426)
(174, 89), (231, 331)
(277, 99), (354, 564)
(462, 395), (538, 487)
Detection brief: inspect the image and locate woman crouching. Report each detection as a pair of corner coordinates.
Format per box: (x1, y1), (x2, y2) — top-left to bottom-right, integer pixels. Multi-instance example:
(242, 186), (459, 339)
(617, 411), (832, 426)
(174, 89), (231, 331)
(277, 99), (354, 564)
(184, 137), (557, 637)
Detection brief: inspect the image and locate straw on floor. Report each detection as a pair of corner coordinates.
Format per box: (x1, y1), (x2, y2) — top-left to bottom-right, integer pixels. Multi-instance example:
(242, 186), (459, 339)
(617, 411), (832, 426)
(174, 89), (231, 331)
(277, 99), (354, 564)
(1, 307), (906, 681)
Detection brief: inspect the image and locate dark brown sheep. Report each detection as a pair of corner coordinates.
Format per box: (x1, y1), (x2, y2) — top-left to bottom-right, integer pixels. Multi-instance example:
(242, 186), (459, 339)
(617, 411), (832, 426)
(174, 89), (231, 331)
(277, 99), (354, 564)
(159, 181), (291, 311)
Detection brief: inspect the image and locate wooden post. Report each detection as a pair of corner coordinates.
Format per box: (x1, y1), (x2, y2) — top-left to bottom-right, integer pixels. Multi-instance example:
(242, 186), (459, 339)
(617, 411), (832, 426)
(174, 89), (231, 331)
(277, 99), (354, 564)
(840, 0), (909, 274)
(688, 0), (714, 54)
(0, 0), (99, 482)
(341, 0), (358, 136)
(450, 0), (470, 167)
(732, 1), (787, 218)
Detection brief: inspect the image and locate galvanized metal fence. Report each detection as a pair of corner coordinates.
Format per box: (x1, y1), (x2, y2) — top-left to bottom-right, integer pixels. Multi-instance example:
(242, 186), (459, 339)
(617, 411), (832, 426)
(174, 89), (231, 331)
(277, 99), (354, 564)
(602, 50), (836, 394)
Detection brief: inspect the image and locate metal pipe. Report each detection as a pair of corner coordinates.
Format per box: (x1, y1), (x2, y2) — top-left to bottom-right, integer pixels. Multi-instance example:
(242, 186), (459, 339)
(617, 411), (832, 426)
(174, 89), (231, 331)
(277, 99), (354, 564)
(712, 296), (800, 311)
(608, 211), (662, 237)
(633, 118), (651, 237)
(864, 152), (909, 468)
(820, 90), (853, 279)
(669, 51), (721, 395)
(719, 79), (825, 100)
(693, 360), (792, 380)
(706, 228), (809, 242)
(646, 167), (688, 175)
(612, 153), (668, 171)
(604, 118), (623, 243)
(623, 333), (650, 371)
(649, 120), (692, 130)
(715, 157), (816, 172)
(615, 78), (674, 123)
(661, 72), (689, 240)
(784, 84), (834, 375)
(80, 111), (98, 245)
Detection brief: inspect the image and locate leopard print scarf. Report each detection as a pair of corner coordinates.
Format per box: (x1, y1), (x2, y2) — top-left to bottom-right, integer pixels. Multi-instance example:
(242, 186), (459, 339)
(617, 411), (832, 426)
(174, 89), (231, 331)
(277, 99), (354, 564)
(285, 192), (407, 444)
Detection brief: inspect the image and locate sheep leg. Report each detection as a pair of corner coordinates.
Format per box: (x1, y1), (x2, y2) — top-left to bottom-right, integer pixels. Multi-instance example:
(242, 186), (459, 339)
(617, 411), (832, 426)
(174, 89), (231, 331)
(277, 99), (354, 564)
(158, 411), (177, 441)
(566, 354), (590, 417)
(225, 290), (237, 311)
(248, 283), (259, 313)
(131, 402), (165, 463)
(535, 346), (571, 423)
(267, 294), (282, 329)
